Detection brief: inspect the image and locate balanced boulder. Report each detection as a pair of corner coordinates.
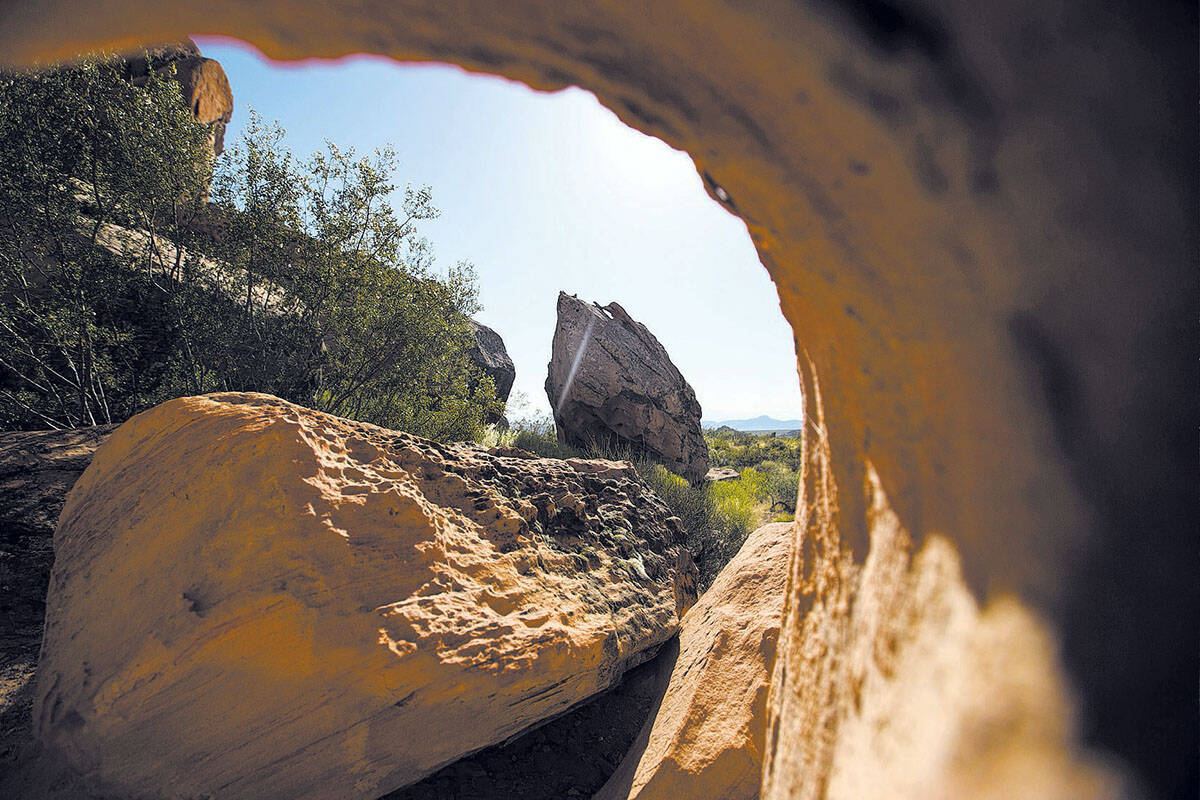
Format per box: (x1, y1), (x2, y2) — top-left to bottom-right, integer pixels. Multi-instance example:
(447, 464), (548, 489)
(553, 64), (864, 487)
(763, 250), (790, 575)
(545, 293), (708, 482)
(597, 521), (792, 800)
(34, 393), (697, 800)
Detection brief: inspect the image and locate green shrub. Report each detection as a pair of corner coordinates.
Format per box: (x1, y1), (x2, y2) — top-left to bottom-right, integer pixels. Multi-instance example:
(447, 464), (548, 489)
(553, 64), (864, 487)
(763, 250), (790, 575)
(495, 413), (583, 459)
(706, 428), (802, 470)
(636, 462), (772, 592)
(0, 61), (498, 441)
(761, 462), (800, 513)
(511, 429), (580, 460)
(711, 468), (762, 532)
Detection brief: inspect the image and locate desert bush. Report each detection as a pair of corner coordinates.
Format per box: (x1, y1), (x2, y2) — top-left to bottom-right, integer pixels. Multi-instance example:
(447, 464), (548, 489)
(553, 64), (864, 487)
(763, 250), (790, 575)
(0, 60), (498, 440)
(710, 468), (762, 532)
(498, 412), (582, 459)
(192, 112), (501, 441)
(706, 427), (802, 470)
(634, 463), (735, 590)
(758, 459), (800, 512)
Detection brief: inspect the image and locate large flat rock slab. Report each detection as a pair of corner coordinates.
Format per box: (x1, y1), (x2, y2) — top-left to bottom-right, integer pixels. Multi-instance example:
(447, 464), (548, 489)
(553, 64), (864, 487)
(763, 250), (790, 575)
(33, 393), (696, 800)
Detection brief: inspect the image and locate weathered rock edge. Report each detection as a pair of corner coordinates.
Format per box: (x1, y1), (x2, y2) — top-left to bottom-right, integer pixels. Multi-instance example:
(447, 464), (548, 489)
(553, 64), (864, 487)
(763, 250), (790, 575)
(34, 393), (697, 800)
(597, 520), (793, 800)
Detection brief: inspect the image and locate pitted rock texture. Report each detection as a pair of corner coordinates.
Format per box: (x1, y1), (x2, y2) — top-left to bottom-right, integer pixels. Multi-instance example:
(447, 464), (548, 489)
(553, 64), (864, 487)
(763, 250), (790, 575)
(468, 319), (516, 423)
(598, 521), (792, 800)
(546, 293), (708, 482)
(34, 393), (697, 800)
(0, 426), (113, 649)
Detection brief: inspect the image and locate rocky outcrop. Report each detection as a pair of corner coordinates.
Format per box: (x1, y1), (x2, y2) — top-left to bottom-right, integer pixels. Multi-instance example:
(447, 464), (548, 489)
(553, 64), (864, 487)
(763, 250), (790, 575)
(597, 521), (792, 800)
(468, 320), (515, 423)
(5, 1), (1195, 796)
(0, 426), (113, 648)
(545, 293), (708, 483)
(705, 466), (739, 483)
(34, 393), (697, 800)
(122, 38), (233, 156)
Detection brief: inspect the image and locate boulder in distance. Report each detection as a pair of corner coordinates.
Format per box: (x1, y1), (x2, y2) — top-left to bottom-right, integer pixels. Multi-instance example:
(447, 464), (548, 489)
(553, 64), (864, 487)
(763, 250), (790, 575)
(545, 292), (709, 482)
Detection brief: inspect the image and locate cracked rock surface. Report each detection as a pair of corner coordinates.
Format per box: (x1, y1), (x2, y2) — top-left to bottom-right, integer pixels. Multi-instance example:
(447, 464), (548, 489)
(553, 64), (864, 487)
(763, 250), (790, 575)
(545, 292), (708, 482)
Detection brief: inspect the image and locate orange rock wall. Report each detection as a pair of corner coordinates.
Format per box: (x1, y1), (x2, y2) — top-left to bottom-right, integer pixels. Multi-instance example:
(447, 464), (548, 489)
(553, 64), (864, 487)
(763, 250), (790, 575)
(2, 1), (1193, 796)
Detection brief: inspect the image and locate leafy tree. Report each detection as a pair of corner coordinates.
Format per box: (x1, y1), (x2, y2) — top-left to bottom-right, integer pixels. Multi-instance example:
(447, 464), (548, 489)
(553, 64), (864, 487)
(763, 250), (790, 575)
(0, 56), (212, 428)
(0, 58), (499, 441)
(196, 113), (500, 440)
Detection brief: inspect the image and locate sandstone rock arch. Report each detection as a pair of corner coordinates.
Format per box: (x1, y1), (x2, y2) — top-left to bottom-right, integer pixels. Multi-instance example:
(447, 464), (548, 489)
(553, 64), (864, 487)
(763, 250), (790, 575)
(2, 1), (1194, 797)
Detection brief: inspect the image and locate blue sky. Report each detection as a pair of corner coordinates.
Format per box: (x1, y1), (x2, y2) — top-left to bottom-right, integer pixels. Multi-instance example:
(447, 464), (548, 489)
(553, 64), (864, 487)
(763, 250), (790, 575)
(196, 38), (803, 422)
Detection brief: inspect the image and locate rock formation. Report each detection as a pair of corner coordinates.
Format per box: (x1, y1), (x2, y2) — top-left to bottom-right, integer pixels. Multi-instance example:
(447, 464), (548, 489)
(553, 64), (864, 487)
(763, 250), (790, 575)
(468, 320), (516, 423)
(3, 2), (1194, 796)
(34, 393), (697, 800)
(597, 521), (792, 800)
(545, 293), (708, 482)
(121, 38), (233, 157)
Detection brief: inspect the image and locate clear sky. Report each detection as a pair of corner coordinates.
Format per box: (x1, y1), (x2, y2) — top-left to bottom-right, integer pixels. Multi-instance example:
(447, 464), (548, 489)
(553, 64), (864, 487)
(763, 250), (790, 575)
(195, 38), (803, 423)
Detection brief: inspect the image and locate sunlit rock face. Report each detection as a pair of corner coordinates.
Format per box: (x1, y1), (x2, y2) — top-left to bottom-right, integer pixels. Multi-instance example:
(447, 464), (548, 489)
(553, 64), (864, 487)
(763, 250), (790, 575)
(546, 292), (709, 482)
(121, 38), (233, 156)
(598, 520), (793, 800)
(34, 393), (697, 800)
(5, 1), (1194, 797)
(763, 463), (1125, 800)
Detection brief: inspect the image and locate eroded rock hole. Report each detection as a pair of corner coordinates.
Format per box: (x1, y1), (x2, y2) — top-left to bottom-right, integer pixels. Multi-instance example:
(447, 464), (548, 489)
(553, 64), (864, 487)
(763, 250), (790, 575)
(0, 36), (804, 800)
(1, 2), (1191, 796)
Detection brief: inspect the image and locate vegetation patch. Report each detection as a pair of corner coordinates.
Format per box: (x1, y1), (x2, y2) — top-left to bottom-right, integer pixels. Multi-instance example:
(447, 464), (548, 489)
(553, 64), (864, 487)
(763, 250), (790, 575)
(0, 56), (498, 440)
(491, 415), (800, 591)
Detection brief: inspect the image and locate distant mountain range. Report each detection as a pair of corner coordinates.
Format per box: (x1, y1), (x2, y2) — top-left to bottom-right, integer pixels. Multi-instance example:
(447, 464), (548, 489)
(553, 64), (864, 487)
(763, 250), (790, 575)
(703, 415), (803, 432)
